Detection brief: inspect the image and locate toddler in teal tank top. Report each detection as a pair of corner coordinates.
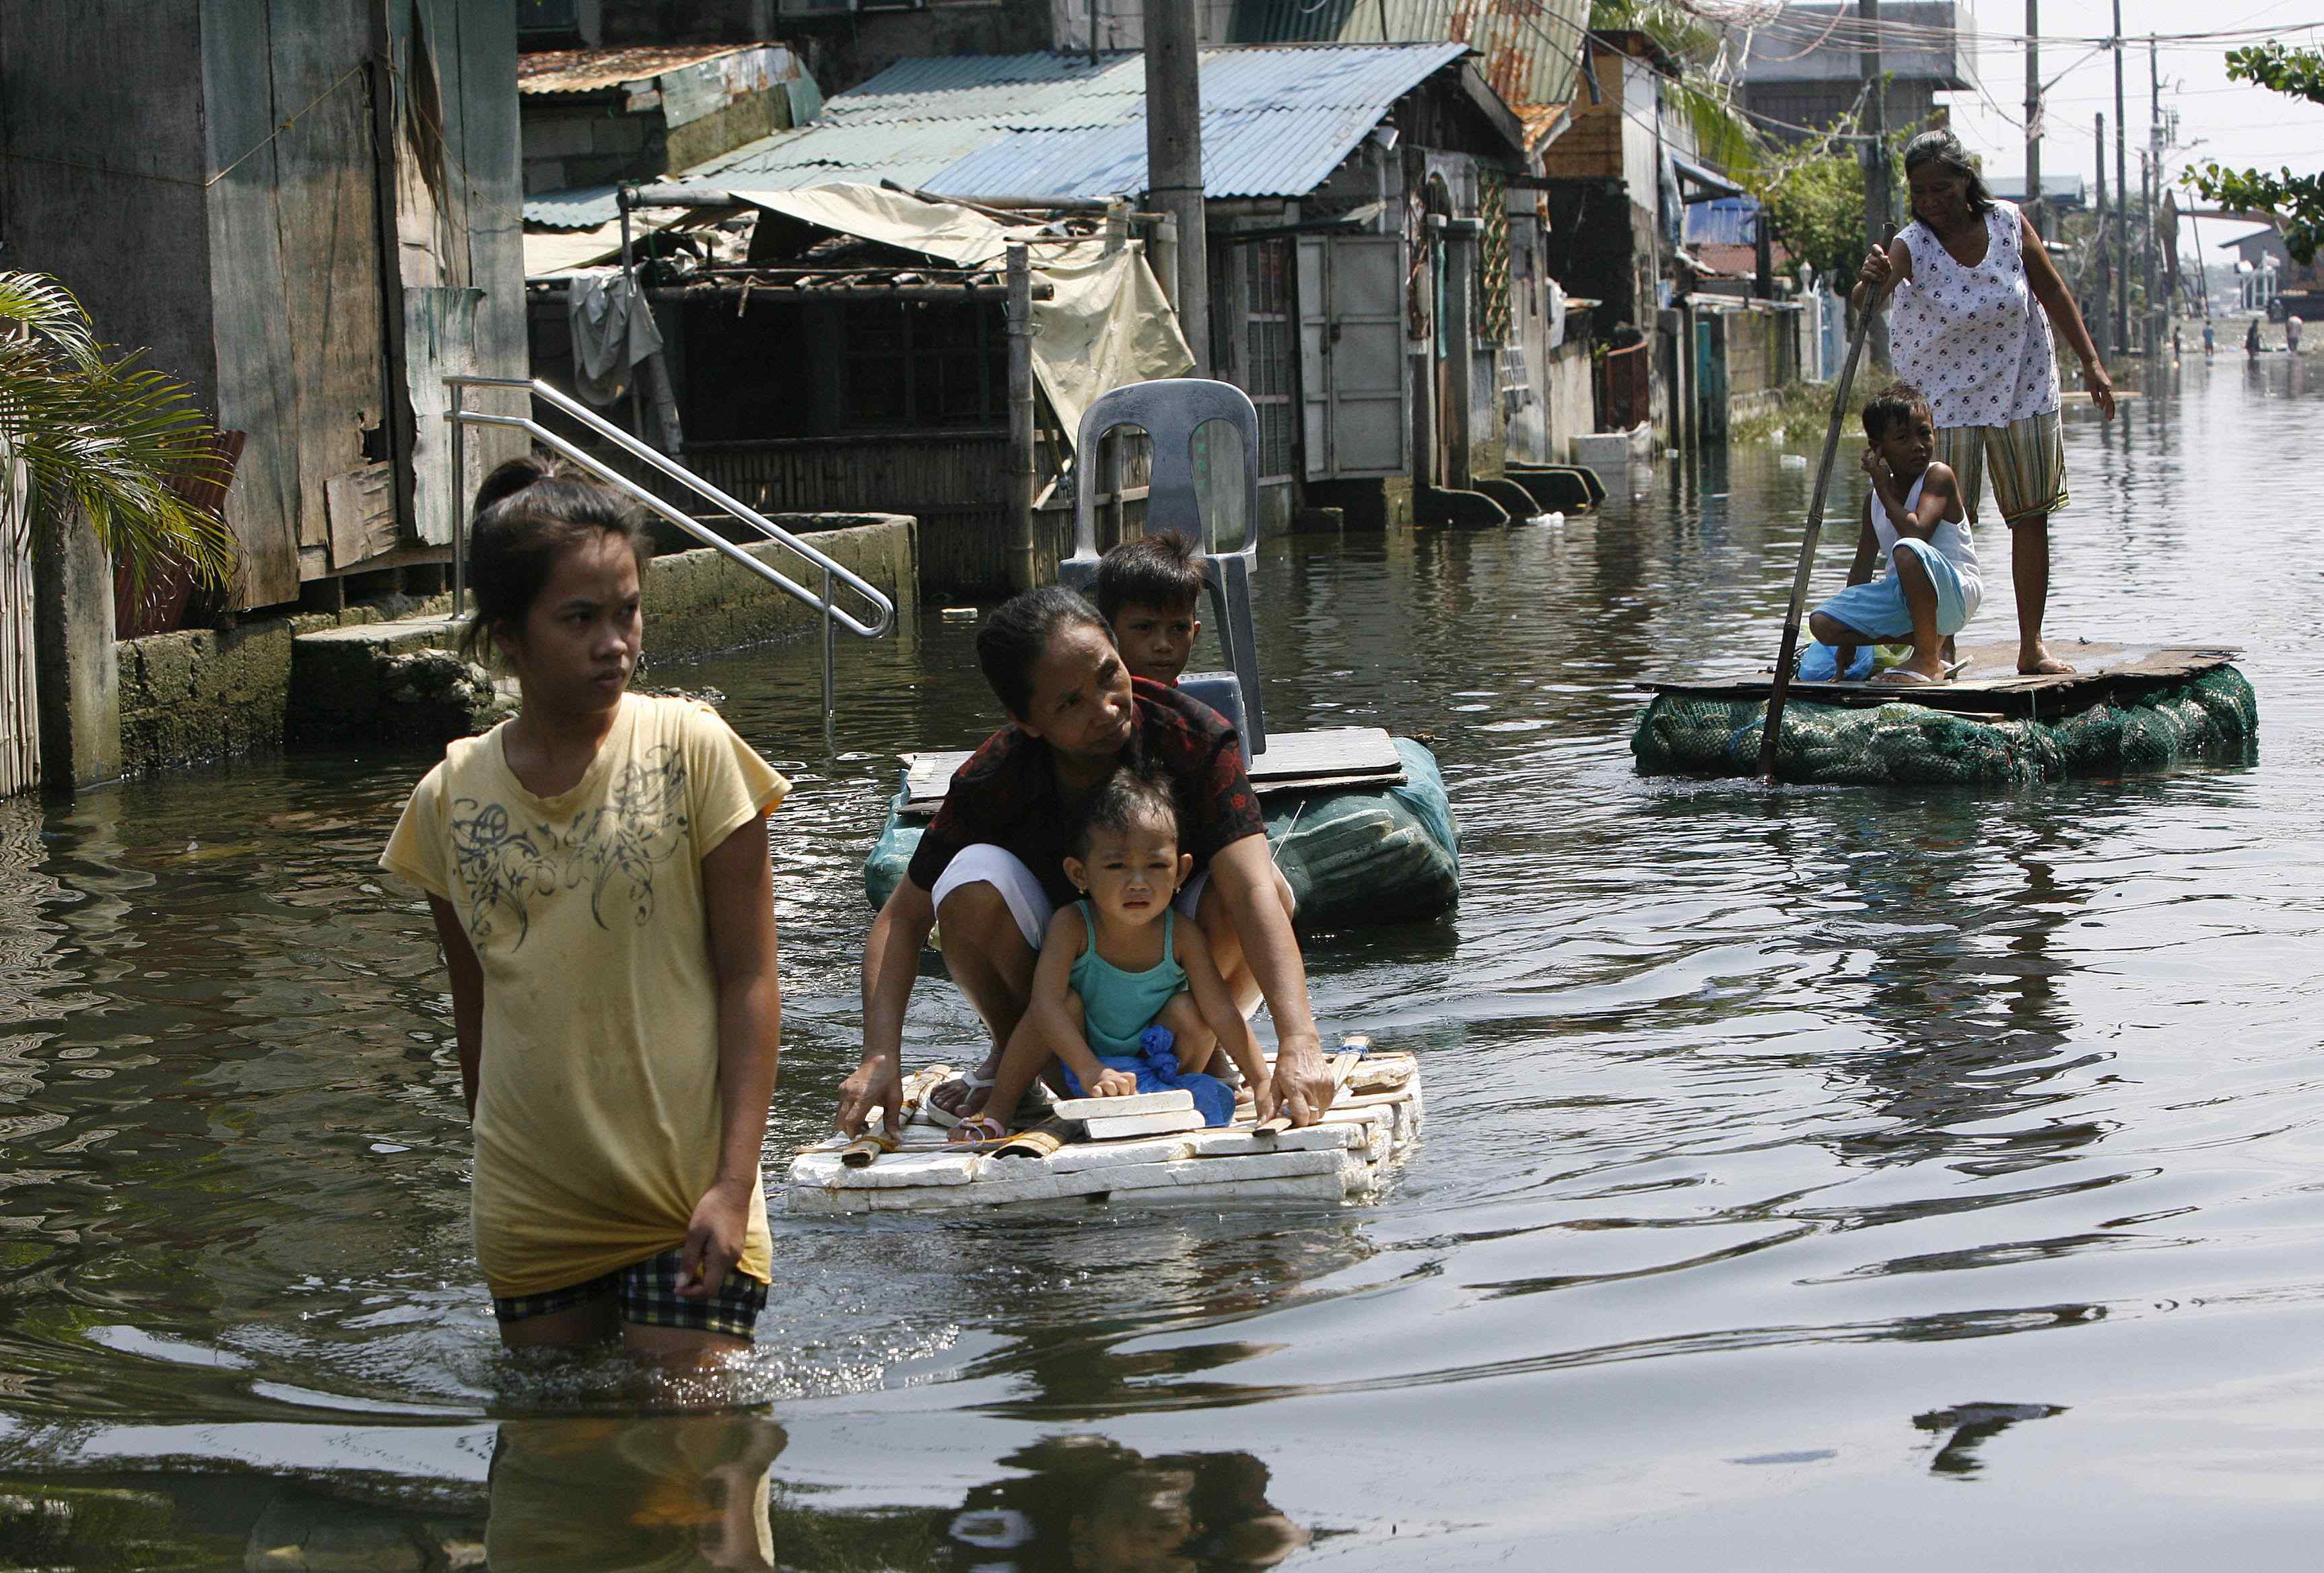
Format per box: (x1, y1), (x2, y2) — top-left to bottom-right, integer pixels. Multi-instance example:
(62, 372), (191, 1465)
(959, 769), (1272, 1144)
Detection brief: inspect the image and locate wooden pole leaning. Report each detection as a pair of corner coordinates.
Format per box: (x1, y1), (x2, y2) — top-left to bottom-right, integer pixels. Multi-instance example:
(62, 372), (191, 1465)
(1757, 283), (1882, 783)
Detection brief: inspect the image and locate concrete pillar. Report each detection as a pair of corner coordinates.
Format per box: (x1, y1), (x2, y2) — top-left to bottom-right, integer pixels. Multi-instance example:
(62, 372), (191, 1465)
(33, 504), (121, 790)
(1443, 217), (1480, 490)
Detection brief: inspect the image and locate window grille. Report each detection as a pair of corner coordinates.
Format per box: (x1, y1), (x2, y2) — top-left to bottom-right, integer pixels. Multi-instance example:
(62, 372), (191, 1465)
(1480, 173), (1513, 345)
(1245, 239), (1295, 481)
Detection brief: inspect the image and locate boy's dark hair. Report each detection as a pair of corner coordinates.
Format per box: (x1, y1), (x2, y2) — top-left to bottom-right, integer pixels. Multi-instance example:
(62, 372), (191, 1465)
(1861, 381), (1932, 442)
(1903, 129), (1996, 219)
(1095, 530), (1206, 622)
(1074, 765), (1181, 858)
(459, 455), (652, 665)
(976, 585), (1113, 719)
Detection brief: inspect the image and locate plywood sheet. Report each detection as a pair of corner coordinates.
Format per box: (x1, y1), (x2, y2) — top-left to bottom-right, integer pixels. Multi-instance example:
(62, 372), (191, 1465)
(1646, 642), (2242, 719)
(899, 726), (1404, 814)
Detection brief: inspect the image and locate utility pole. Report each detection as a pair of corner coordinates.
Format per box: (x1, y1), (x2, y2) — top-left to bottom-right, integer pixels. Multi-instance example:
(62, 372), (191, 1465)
(2024, 0), (2043, 238)
(2113, 0), (2129, 357)
(2095, 113), (2111, 356)
(2149, 34), (2164, 333)
(2142, 150), (2158, 356)
(1860, 0), (1890, 365)
(1145, 0), (1210, 376)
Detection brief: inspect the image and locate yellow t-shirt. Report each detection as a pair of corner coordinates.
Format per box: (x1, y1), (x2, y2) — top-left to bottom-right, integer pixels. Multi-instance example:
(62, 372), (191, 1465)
(380, 694), (788, 1298)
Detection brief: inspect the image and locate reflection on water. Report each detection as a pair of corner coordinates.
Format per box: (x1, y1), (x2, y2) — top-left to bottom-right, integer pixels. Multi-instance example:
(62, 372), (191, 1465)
(0, 358), (2321, 1560)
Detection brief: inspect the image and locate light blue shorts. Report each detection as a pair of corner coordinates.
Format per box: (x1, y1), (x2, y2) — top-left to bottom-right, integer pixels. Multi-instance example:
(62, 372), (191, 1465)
(1815, 539), (1976, 640)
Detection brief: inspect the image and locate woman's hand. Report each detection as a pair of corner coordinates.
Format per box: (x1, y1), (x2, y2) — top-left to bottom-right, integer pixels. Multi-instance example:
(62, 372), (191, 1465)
(1857, 244), (1894, 298)
(835, 1054), (901, 1138)
(1249, 1069), (1278, 1125)
(2080, 356), (2118, 420)
(1087, 1067), (1139, 1098)
(676, 1178), (751, 1300)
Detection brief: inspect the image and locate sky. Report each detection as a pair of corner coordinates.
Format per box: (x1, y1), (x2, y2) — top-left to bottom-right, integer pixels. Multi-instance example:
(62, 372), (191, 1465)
(1927, 0), (2324, 257)
(1732, 1), (2324, 262)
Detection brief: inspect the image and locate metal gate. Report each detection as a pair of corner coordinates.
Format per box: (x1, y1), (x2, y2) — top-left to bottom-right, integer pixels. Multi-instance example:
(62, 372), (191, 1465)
(1297, 234), (1410, 479)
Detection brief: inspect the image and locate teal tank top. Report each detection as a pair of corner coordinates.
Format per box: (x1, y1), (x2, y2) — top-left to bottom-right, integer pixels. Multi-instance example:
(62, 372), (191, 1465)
(1068, 900), (1188, 1058)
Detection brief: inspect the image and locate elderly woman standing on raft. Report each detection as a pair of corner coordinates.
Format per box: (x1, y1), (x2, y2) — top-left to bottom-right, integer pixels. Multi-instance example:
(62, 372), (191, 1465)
(1857, 129), (2116, 675)
(835, 588), (1338, 1135)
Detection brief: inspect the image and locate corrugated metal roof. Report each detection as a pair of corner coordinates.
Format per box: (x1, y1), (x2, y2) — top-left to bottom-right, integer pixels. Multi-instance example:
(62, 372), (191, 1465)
(520, 44), (763, 95)
(1230, 0), (1585, 113)
(689, 120), (1006, 191)
(688, 44), (1478, 202)
(525, 183), (624, 229)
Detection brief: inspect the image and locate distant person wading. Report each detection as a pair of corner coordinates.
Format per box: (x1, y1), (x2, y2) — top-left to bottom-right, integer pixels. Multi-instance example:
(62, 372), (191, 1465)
(1856, 129), (2117, 676)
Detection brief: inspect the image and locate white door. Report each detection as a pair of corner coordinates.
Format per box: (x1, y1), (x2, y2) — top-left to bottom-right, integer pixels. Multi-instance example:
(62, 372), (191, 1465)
(1298, 234), (1410, 479)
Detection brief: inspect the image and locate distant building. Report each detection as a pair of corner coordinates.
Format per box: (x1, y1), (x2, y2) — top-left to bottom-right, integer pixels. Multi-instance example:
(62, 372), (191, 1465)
(518, 42), (819, 195)
(1991, 174), (2085, 214)
(1738, 1), (1976, 142)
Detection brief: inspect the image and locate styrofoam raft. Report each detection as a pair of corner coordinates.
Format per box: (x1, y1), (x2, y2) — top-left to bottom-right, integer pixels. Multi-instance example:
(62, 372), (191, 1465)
(788, 1060), (1423, 1215)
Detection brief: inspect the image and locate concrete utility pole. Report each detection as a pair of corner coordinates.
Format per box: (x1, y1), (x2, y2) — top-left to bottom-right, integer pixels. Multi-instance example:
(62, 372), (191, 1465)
(2149, 34), (2164, 332)
(2095, 112), (2111, 356)
(1145, 0), (1210, 376)
(2113, 0), (2129, 357)
(2025, 0), (2043, 238)
(1860, 0), (1891, 365)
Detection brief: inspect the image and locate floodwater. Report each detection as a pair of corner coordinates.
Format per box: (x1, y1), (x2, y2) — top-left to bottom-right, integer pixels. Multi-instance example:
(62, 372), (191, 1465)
(1, 354), (2319, 1568)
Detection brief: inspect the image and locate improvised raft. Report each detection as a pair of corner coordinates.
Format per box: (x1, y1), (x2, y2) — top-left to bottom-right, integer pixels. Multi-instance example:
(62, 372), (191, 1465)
(788, 1046), (1424, 1214)
(1631, 642), (2257, 786)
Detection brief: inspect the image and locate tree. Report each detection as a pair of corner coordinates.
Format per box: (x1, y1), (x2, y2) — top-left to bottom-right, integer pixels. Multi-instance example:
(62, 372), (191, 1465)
(1745, 119), (1907, 290)
(0, 272), (234, 590)
(2188, 43), (2324, 265)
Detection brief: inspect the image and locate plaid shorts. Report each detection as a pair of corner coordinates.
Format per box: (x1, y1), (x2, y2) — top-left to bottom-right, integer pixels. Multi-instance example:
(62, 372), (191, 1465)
(491, 1248), (768, 1341)
(1936, 409), (2068, 527)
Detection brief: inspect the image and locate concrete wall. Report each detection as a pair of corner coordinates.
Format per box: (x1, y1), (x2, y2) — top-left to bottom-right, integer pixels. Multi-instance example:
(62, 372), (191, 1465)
(118, 514), (919, 772)
(1539, 337), (1594, 463)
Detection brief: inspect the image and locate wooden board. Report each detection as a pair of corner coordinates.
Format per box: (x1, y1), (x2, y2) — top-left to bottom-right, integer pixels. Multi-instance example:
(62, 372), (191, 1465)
(1645, 642), (2241, 721)
(899, 726), (1406, 815)
(326, 463), (398, 568)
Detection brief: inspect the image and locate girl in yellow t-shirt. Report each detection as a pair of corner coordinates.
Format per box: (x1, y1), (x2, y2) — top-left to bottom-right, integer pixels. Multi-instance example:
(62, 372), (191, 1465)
(382, 459), (787, 1363)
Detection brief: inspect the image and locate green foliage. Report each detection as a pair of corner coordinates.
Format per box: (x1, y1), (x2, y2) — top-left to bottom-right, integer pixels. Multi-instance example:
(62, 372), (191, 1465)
(0, 271), (234, 590)
(1746, 118), (1907, 289)
(2188, 45), (2324, 265)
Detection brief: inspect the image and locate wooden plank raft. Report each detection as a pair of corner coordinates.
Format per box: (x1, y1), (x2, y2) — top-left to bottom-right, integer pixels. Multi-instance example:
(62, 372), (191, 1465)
(1645, 641), (2241, 721)
(897, 725), (1407, 816)
(787, 1050), (1423, 1213)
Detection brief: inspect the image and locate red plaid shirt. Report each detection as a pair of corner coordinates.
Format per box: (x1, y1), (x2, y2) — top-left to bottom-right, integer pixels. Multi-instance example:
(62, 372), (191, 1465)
(907, 677), (1263, 910)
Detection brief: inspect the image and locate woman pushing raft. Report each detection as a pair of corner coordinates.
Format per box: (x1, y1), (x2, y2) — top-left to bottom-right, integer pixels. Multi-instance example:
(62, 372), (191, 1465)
(1855, 129), (2115, 676)
(381, 459), (788, 1362)
(835, 587), (1339, 1139)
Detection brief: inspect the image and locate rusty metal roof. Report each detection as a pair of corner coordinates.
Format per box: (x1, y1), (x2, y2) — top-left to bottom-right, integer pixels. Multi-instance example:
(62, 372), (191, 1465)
(1229, 0), (1585, 114)
(519, 44), (767, 95)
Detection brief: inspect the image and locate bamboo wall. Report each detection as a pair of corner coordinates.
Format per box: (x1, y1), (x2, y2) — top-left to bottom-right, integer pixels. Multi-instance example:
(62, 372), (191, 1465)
(1, 450), (36, 797)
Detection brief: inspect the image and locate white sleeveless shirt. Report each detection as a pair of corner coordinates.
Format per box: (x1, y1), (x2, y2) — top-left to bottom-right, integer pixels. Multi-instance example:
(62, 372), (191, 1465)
(1889, 200), (2059, 430)
(1871, 471), (1983, 621)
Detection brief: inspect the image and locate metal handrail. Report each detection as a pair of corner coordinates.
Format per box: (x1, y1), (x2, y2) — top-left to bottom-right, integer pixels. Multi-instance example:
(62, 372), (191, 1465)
(444, 375), (899, 742)
(444, 376), (896, 639)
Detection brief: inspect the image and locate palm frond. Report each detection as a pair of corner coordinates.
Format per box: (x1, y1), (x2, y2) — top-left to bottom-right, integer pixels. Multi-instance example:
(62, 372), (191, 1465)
(0, 271), (236, 593)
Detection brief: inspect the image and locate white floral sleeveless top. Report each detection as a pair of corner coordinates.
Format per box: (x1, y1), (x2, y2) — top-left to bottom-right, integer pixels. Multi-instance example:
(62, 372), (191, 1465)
(1888, 199), (2059, 429)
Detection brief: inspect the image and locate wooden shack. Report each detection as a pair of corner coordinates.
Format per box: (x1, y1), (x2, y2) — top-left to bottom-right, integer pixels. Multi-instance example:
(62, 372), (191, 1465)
(0, 0), (528, 616)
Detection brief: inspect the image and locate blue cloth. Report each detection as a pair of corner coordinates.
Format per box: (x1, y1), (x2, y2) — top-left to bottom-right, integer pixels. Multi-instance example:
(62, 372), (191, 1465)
(1060, 1026), (1236, 1127)
(1798, 640), (1876, 682)
(1814, 538), (1975, 642)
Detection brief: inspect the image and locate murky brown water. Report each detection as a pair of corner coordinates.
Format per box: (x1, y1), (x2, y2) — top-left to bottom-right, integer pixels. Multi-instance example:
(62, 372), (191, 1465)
(0, 354), (2319, 1567)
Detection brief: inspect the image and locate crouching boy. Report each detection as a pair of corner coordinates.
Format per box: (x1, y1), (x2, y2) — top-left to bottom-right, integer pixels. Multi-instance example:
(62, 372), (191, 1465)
(1810, 382), (1982, 686)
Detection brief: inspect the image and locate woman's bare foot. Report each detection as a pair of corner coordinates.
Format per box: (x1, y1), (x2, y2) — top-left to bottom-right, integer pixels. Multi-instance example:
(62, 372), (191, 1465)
(2018, 642), (2075, 675)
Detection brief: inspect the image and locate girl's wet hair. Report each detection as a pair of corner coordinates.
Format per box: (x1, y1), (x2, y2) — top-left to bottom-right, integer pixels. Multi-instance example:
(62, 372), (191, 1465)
(458, 456), (652, 665)
(1096, 530), (1208, 622)
(1861, 380), (1932, 441)
(976, 585), (1113, 718)
(1903, 129), (1995, 218)
(1074, 765), (1182, 858)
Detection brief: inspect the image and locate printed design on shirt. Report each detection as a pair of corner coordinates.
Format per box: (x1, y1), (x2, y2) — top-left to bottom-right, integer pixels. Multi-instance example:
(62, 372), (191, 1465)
(450, 744), (691, 945)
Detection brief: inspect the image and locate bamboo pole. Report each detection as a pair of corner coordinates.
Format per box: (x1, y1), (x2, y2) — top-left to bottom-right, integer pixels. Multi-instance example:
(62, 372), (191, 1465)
(1757, 282), (1882, 783)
